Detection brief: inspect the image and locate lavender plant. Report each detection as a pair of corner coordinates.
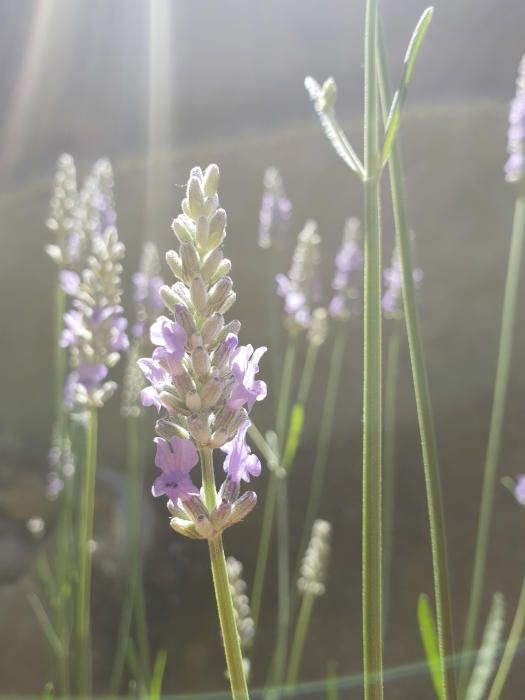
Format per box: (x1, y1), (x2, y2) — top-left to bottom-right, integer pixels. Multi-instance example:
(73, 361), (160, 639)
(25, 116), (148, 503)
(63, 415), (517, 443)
(138, 164), (266, 699)
(258, 167), (292, 250)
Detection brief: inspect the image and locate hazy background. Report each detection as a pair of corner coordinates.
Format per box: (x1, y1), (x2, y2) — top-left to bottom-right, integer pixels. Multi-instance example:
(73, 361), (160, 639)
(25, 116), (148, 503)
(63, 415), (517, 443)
(0, 1), (524, 698)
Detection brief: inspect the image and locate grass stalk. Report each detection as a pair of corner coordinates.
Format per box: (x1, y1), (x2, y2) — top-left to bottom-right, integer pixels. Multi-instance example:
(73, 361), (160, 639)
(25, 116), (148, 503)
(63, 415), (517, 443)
(377, 21), (457, 700)
(460, 196), (525, 691)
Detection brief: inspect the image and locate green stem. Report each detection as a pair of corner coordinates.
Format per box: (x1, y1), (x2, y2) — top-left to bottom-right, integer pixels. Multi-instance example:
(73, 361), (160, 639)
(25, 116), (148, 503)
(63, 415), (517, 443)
(53, 276), (71, 698)
(377, 21), (456, 700)
(109, 415), (151, 694)
(297, 342), (318, 406)
(487, 574), (525, 700)
(251, 338), (297, 629)
(272, 476), (291, 690)
(362, 0), (383, 697)
(201, 448), (249, 700)
(75, 406), (98, 696)
(293, 327), (347, 590)
(382, 327), (401, 636)
(286, 592), (316, 689)
(460, 196), (525, 692)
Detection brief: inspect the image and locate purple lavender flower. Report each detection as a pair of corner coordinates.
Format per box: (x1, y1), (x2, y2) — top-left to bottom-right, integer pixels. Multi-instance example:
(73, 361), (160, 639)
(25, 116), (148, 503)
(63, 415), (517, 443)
(515, 475), (525, 505)
(258, 167), (292, 249)
(138, 164), (266, 539)
(228, 345), (268, 411)
(152, 436), (199, 501)
(382, 245), (423, 318)
(505, 56), (525, 183)
(221, 421), (261, 483)
(276, 220), (321, 331)
(131, 242), (164, 339)
(328, 218), (363, 319)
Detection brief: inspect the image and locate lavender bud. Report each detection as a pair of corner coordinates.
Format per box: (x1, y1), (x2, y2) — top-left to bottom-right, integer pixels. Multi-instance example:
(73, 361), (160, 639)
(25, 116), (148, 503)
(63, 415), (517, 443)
(211, 500), (233, 531)
(190, 276), (208, 314)
(187, 413), (210, 445)
(307, 307), (329, 347)
(166, 249), (183, 279)
(219, 477), (240, 503)
(180, 242), (201, 278)
(201, 377), (225, 408)
(229, 491), (257, 524)
(218, 291), (236, 314)
(201, 313), (224, 345)
(203, 163), (220, 196)
(184, 494), (209, 522)
(167, 498), (188, 519)
(196, 216), (210, 247)
(209, 258), (233, 285)
(174, 304), (197, 337)
(185, 390), (202, 411)
(156, 418), (189, 441)
(208, 276), (233, 311)
(207, 209), (227, 249)
(201, 247), (224, 281)
(172, 371), (196, 397)
(169, 518), (201, 540)
(194, 515), (215, 539)
(211, 428), (230, 449)
(226, 408), (249, 438)
(171, 216), (194, 244)
(212, 336), (237, 370)
(187, 176), (205, 219)
(160, 284), (180, 311)
(203, 194), (219, 218)
(192, 346), (211, 377)
(160, 390), (186, 413)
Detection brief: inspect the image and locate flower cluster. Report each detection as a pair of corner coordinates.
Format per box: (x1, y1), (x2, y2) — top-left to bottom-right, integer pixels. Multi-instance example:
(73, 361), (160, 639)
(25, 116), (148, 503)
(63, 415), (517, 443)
(298, 519), (331, 597)
(329, 218), (364, 319)
(131, 242), (164, 339)
(226, 556), (255, 680)
(505, 55), (525, 184)
(46, 154), (83, 272)
(60, 159), (129, 408)
(382, 243), (423, 318)
(138, 165), (267, 539)
(258, 167), (292, 249)
(276, 220), (322, 331)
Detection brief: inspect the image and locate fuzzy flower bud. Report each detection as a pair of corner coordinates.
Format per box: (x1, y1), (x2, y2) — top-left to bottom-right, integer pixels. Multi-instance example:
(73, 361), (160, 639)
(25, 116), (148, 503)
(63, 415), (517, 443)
(298, 519), (331, 597)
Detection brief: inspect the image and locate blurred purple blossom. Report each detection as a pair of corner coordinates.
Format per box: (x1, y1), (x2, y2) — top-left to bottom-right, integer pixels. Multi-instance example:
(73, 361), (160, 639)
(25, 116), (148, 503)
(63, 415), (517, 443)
(382, 246), (423, 317)
(258, 167), (292, 249)
(515, 475), (525, 505)
(328, 218), (363, 319)
(505, 55), (525, 183)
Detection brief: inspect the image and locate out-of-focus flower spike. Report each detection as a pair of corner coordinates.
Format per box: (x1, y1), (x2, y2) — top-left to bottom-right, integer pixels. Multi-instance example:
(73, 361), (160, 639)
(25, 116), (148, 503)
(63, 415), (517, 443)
(258, 167), (292, 249)
(328, 218), (364, 320)
(225, 556), (255, 681)
(298, 519), (332, 597)
(505, 55), (525, 184)
(382, 235), (423, 319)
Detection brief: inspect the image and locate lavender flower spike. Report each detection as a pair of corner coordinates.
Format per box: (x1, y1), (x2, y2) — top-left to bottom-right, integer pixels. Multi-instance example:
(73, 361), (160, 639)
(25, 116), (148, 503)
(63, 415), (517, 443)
(505, 55), (525, 184)
(132, 241), (164, 339)
(258, 167), (292, 249)
(138, 164), (266, 539)
(61, 160), (128, 408)
(515, 475), (525, 506)
(382, 240), (423, 318)
(276, 220), (322, 332)
(328, 218), (364, 320)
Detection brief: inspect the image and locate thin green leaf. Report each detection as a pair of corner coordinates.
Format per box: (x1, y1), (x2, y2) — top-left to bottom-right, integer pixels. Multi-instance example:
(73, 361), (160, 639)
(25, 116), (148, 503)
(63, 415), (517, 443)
(283, 403), (305, 469)
(28, 591), (64, 660)
(149, 649), (168, 700)
(304, 77), (365, 180)
(381, 7), (434, 167)
(465, 593), (505, 700)
(418, 594), (444, 700)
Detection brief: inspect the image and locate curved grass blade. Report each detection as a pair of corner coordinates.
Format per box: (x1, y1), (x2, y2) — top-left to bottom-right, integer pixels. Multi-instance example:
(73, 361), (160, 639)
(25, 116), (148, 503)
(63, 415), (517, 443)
(381, 7), (434, 167)
(418, 594), (444, 700)
(304, 77), (365, 180)
(283, 403), (305, 469)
